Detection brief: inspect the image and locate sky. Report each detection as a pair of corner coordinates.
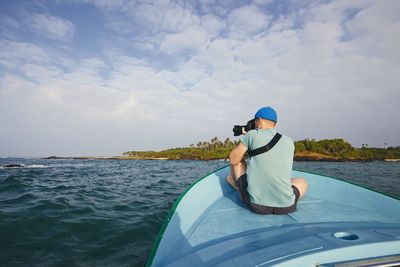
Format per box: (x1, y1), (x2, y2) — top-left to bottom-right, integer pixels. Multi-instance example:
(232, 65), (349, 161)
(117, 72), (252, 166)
(0, 0), (399, 157)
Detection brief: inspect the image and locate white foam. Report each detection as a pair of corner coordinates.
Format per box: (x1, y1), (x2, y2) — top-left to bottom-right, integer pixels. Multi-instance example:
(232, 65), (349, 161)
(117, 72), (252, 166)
(27, 164), (50, 168)
(0, 164), (50, 169)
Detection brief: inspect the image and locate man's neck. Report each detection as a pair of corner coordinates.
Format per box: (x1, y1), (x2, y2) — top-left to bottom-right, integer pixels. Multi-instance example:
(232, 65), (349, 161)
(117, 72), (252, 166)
(260, 121), (275, 130)
(259, 126), (274, 130)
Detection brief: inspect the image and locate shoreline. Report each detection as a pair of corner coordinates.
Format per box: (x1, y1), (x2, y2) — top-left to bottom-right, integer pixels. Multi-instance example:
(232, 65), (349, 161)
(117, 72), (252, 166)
(43, 156), (170, 161)
(41, 156), (397, 162)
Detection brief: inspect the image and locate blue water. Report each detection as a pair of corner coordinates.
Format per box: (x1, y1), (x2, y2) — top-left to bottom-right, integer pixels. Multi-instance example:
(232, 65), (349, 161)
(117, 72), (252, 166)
(1, 159), (399, 266)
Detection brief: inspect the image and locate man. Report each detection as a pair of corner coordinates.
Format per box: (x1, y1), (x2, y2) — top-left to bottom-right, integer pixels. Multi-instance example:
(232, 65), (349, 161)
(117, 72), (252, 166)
(226, 106), (308, 214)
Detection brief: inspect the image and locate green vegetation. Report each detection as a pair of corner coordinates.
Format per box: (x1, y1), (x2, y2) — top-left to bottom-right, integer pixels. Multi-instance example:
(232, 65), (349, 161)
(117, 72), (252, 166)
(295, 138), (400, 160)
(124, 137), (400, 161)
(124, 137), (239, 160)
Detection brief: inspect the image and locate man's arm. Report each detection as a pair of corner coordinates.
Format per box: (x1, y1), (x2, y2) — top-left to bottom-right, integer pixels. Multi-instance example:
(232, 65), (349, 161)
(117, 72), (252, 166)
(229, 141), (248, 165)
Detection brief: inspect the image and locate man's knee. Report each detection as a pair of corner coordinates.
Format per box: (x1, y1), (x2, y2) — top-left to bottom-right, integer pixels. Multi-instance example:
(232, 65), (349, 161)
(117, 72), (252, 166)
(291, 177), (308, 198)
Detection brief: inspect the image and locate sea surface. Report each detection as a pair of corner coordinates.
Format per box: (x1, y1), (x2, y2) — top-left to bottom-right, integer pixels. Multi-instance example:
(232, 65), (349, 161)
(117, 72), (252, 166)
(1, 159), (399, 266)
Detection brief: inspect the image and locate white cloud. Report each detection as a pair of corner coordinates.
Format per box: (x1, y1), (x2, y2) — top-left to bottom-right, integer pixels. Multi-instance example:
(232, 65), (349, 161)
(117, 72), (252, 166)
(98, 0), (198, 35)
(343, 1), (400, 61)
(158, 13), (227, 54)
(201, 14), (226, 36)
(81, 58), (108, 70)
(87, 1), (229, 57)
(228, 5), (271, 37)
(159, 26), (209, 54)
(29, 13), (75, 42)
(0, 40), (50, 68)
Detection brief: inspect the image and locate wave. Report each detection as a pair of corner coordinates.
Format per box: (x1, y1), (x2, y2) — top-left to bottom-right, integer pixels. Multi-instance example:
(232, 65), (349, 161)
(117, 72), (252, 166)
(0, 164), (50, 169)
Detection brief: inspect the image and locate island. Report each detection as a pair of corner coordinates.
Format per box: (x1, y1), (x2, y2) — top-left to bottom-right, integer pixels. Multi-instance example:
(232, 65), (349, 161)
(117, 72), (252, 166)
(44, 137), (400, 162)
(121, 137), (400, 162)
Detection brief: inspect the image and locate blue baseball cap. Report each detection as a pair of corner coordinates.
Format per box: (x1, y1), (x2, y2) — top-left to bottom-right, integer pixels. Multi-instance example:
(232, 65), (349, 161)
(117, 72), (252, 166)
(254, 106), (277, 122)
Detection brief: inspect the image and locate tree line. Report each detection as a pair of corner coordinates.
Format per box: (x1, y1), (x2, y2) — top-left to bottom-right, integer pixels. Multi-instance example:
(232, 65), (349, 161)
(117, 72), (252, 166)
(123, 137), (400, 161)
(124, 137), (240, 160)
(295, 138), (400, 160)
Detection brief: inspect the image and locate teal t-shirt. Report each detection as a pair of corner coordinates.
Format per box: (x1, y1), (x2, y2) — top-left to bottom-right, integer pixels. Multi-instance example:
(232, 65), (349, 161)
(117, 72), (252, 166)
(241, 128), (295, 207)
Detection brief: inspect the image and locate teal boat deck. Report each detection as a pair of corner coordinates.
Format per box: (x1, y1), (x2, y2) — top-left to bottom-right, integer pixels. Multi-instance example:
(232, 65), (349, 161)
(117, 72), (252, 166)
(148, 167), (400, 266)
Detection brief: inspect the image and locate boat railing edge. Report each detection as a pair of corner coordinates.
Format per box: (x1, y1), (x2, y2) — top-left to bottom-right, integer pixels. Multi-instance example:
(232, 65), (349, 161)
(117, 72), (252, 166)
(293, 168), (400, 201)
(144, 165), (230, 267)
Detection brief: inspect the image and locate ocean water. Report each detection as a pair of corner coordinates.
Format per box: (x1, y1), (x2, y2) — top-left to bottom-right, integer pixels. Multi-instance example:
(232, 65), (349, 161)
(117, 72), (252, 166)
(0, 159), (399, 266)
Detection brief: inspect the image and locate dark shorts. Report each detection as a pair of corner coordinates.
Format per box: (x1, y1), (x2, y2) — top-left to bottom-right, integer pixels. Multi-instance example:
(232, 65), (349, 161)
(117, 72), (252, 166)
(237, 174), (300, 215)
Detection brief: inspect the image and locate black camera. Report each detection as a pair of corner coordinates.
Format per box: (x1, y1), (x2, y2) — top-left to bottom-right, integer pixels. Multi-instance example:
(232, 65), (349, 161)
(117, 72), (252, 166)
(233, 118), (256, 136)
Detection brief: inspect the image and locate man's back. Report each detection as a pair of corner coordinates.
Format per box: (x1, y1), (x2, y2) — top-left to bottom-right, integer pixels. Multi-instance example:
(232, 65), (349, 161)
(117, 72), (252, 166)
(242, 128), (295, 207)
